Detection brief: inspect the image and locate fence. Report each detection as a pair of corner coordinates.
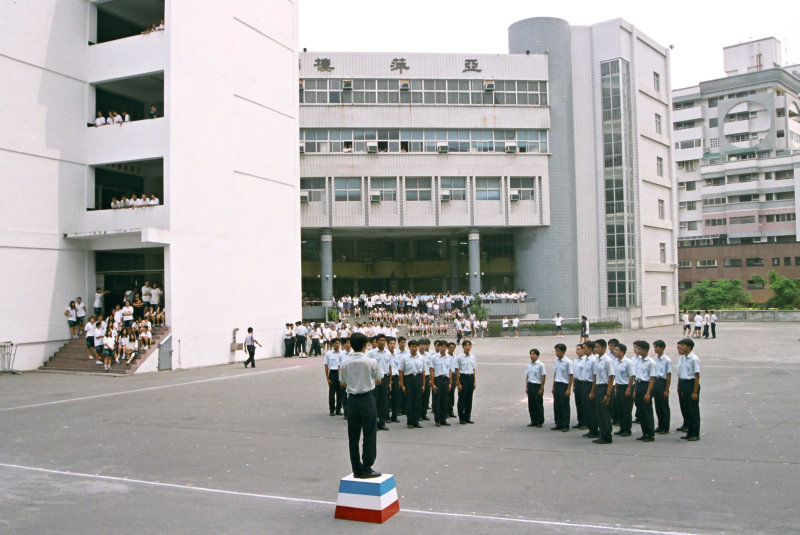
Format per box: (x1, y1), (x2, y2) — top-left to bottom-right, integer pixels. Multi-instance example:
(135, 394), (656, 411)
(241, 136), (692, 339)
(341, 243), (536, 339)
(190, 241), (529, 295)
(716, 309), (800, 322)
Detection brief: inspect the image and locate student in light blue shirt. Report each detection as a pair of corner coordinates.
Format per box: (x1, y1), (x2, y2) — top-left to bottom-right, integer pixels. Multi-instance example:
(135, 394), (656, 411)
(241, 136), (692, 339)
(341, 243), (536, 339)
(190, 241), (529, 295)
(525, 349), (546, 427)
(612, 343), (635, 437)
(551, 343), (573, 431)
(632, 341), (656, 442)
(323, 338), (344, 416)
(676, 338), (701, 441)
(652, 340), (672, 434)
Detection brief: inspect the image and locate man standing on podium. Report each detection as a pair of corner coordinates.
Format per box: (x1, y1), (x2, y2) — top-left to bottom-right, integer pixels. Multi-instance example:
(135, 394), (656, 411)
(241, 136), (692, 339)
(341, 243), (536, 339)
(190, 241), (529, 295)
(340, 333), (383, 479)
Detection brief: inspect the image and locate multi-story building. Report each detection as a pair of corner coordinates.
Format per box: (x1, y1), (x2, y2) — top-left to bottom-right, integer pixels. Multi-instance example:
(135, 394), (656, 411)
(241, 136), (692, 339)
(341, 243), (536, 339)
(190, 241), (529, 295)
(674, 38), (800, 301)
(0, 0), (300, 370)
(300, 17), (678, 327)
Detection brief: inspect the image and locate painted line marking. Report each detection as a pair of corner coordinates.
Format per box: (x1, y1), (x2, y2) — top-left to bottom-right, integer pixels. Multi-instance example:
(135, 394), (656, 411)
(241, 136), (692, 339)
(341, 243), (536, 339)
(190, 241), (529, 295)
(0, 462), (709, 535)
(0, 365), (307, 413)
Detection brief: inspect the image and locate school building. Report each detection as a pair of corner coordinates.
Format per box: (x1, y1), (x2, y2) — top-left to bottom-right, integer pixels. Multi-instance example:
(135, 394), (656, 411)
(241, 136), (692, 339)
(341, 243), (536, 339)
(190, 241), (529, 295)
(300, 17), (679, 327)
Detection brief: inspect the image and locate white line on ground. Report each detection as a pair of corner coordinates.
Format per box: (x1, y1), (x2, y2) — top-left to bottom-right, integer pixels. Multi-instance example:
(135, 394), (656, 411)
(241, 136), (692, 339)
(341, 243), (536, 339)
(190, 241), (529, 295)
(0, 462), (708, 535)
(0, 365), (304, 413)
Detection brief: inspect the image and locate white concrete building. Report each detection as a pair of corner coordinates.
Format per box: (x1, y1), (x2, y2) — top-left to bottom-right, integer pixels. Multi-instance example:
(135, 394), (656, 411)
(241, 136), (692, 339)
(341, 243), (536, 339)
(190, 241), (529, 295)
(300, 17), (678, 328)
(0, 0), (301, 370)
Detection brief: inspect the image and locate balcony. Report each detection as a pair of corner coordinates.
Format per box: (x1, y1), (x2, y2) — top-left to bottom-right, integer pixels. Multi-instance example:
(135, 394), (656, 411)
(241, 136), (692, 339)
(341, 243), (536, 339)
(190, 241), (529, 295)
(64, 205), (169, 247)
(87, 117), (166, 165)
(88, 32), (167, 84)
(672, 106), (703, 123)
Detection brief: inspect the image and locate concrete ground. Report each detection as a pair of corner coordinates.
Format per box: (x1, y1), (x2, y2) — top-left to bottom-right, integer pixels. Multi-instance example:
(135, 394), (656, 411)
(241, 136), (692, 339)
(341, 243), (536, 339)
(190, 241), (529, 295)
(1, 322), (799, 534)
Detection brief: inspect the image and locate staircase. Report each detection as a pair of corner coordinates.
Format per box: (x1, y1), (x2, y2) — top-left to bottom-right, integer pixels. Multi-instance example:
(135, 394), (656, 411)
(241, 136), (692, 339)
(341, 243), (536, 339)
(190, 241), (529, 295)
(41, 326), (171, 375)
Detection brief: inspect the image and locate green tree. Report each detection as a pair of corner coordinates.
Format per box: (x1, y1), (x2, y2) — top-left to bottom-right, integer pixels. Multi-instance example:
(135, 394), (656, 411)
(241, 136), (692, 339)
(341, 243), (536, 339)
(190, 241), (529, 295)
(681, 278), (751, 310)
(753, 270), (800, 309)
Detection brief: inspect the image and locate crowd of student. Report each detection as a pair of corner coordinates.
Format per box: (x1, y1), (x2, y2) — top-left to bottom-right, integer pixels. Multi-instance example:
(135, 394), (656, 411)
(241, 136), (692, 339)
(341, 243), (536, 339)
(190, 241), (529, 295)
(141, 19), (165, 34)
(108, 193), (160, 209)
(64, 283), (166, 371)
(682, 310), (718, 339)
(94, 105), (159, 127)
(335, 289), (527, 316)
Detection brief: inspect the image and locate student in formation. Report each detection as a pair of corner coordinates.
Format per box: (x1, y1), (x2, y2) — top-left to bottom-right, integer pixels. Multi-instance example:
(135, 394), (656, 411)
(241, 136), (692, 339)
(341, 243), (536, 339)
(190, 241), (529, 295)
(419, 339), (433, 421)
(398, 340), (426, 428)
(367, 334), (392, 431)
(580, 339), (604, 439)
(572, 343), (588, 430)
(283, 323), (295, 357)
(551, 343), (573, 432)
(429, 340), (453, 427)
(525, 349), (546, 427)
(512, 315), (520, 338)
(612, 342), (635, 437)
(676, 338), (701, 441)
(324, 338), (344, 416)
(454, 340), (477, 424)
(589, 339), (615, 444)
(446, 341), (458, 418)
(632, 341), (656, 442)
(652, 340), (672, 434)
(390, 336), (408, 422)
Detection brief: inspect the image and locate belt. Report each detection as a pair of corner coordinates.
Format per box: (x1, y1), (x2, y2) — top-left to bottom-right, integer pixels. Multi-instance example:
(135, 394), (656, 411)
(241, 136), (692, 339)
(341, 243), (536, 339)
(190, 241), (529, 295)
(350, 391), (372, 397)
(405, 373), (420, 376)
(459, 372), (474, 376)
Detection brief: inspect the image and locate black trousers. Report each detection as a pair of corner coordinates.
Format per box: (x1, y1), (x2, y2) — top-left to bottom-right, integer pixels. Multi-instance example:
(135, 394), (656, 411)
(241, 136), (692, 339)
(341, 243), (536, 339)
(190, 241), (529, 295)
(678, 379), (701, 437)
(457, 374), (475, 422)
(244, 345), (256, 368)
(448, 379), (456, 415)
(702, 325), (709, 339)
(346, 392), (377, 474)
(433, 376), (450, 423)
(595, 384), (613, 441)
(653, 378), (670, 431)
(711, 323), (716, 338)
(372, 374), (389, 424)
(614, 384), (634, 433)
(582, 380), (598, 433)
(390, 375), (402, 419)
(328, 370), (342, 413)
(527, 382), (544, 425)
(634, 381), (655, 437)
(310, 338), (322, 356)
(295, 335), (306, 355)
(574, 380), (585, 426)
(553, 382), (570, 429)
(421, 378), (431, 418)
(404, 374), (422, 425)
(283, 338), (293, 357)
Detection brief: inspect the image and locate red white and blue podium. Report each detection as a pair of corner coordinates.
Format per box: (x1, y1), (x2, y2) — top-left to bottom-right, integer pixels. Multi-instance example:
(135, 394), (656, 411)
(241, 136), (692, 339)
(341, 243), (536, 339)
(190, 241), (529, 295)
(334, 473), (399, 523)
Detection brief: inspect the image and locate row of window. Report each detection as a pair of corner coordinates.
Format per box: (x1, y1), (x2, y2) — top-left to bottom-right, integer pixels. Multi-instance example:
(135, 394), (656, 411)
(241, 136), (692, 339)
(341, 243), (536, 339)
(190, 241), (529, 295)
(673, 91), (758, 111)
(300, 78), (548, 106)
(301, 176), (538, 202)
(679, 170), (795, 188)
(300, 128), (548, 154)
(680, 212), (796, 229)
(683, 256), (797, 269)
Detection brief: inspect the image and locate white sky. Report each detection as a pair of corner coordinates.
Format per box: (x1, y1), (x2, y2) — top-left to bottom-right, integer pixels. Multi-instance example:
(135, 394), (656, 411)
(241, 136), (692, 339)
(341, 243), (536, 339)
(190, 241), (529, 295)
(298, 0), (799, 90)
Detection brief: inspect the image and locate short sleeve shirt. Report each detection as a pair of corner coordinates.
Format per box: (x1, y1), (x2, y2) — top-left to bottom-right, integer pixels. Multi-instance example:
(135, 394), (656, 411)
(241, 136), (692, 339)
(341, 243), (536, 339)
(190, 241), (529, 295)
(678, 352), (701, 379)
(553, 357), (573, 384)
(525, 361), (546, 383)
(655, 354), (672, 379)
(635, 356), (656, 382)
(323, 350), (342, 370)
(594, 354), (615, 385)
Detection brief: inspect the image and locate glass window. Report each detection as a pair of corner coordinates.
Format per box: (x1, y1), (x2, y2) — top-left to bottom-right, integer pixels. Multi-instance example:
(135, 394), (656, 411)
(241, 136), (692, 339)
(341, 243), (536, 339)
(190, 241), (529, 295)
(334, 177), (361, 201)
(658, 199), (665, 219)
(440, 177), (466, 200)
(510, 177), (537, 200)
(406, 177), (432, 201)
(370, 177), (397, 201)
(300, 177), (325, 202)
(475, 177), (501, 200)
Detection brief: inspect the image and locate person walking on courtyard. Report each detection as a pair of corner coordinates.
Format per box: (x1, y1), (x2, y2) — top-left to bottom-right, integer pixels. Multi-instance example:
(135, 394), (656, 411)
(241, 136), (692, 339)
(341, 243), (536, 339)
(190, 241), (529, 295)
(243, 327), (261, 368)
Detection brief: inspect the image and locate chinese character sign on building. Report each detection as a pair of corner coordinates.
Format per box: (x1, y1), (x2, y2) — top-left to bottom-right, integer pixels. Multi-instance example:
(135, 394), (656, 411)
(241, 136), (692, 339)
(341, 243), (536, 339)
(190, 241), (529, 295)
(390, 58), (410, 73)
(314, 58), (334, 72)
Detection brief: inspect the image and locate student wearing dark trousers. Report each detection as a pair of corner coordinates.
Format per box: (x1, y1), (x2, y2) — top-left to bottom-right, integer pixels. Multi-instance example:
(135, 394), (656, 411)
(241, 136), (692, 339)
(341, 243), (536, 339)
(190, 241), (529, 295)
(525, 349), (546, 427)
(324, 338), (344, 416)
(583, 339), (607, 438)
(572, 344), (587, 429)
(652, 340), (672, 434)
(283, 323), (294, 358)
(398, 340), (426, 428)
(390, 337), (407, 422)
(243, 327), (261, 369)
(447, 342), (458, 418)
(551, 343), (573, 431)
(632, 341), (656, 442)
(430, 341), (452, 427)
(454, 340), (477, 424)
(368, 335), (392, 431)
(589, 346), (615, 444)
(676, 338), (701, 441)
(612, 343), (635, 436)
(419, 339), (433, 421)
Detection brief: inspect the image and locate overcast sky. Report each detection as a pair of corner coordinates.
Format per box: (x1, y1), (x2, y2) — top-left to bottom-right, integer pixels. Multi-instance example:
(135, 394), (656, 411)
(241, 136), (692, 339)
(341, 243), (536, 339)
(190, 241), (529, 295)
(298, 0), (799, 90)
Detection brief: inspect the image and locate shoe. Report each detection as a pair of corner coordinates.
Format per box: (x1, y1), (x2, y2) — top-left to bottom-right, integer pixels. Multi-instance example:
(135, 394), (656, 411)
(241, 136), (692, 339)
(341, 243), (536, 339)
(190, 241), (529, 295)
(613, 430), (623, 436)
(336, 410), (342, 416)
(407, 424), (415, 429)
(641, 436), (654, 442)
(618, 431), (631, 437)
(449, 413), (456, 418)
(441, 421), (451, 426)
(413, 423), (423, 428)
(527, 423), (536, 427)
(676, 426), (687, 432)
(330, 412), (335, 416)
(551, 426), (561, 431)
(593, 438), (612, 444)
(687, 436), (699, 441)
(377, 426), (389, 431)
(535, 424), (543, 428)
(421, 416), (430, 421)
(435, 422), (441, 427)
(390, 418), (399, 423)
(633, 419), (640, 424)
(583, 432), (599, 439)
(578, 425), (588, 430)
(465, 420), (474, 424)
(355, 469), (382, 479)
(561, 427), (569, 432)
(460, 420), (467, 425)
(572, 424), (582, 429)
(680, 435), (690, 440)
(657, 429), (669, 435)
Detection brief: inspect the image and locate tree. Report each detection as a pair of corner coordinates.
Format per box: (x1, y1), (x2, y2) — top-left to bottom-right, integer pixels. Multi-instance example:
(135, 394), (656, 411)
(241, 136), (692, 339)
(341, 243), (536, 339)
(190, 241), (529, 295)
(681, 278), (751, 310)
(752, 270), (800, 309)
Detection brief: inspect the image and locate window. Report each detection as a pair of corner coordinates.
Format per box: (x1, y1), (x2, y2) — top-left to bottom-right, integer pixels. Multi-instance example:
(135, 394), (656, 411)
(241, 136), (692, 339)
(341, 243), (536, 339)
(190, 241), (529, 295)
(653, 72), (660, 92)
(686, 181), (696, 191)
(776, 191), (795, 201)
(676, 139), (702, 149)
(687, 221), (698, 230)
(674, 120), (695, 130)
(655, 113), (662, 134)
(677, 160), (698, 172)
(761, 213), (796, 223)
(405, 177), (432, 201)
(510, 177), (537, 200)
(697, 259), (717, 268)
(659, 242), (666, 263)
(730, 216), (756, 225)
(658, 199), (665, 219)
(440, 177), (466, 200)
(709, 137), (720, 148)
(370, 177), (397, 201)
(708, 98), (718, 108)
(661, 286), (667, 306)
(678, 281), (693, 291)
(656, 157), (664, 177)
(703, 197), (726, 206)
(705, 218), (727, 227)
(777, 130), (785, 138)
(772, 257), (781, 266)
(746, 257), (764, 267)
(674, 101), (694, 110)
(475, 177), (501, 200)
(678, 260), (691, 269)
(334, 177), (361, 201)
(776, 170), (794, 180)
(785, 257), (792, 266)
(681, 201), (697, 210)
(705, 177), (725, 186)
(300, 177), (325, 201)
(724, 258), (742, 267)
(747, 279), (765, 290)
(709, 117), (718, 128)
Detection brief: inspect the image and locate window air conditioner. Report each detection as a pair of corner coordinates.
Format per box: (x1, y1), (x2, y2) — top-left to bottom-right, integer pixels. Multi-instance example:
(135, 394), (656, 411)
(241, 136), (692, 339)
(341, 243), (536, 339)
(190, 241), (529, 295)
(299, 143), (305, 153)
(484, 80), (495, 91)
(437, 142), (449, 153)
(299, 191), (310, 203)
(505, 143), (518, 153)
(369, 190), (382, 202)
(510, 189), (521, 201)
(400, 80), (411, 91)
(440, 191), (451, 202)
(367, 142), (378, 153)
(752, 237), (766, 243)
(342, 79), (353, 91)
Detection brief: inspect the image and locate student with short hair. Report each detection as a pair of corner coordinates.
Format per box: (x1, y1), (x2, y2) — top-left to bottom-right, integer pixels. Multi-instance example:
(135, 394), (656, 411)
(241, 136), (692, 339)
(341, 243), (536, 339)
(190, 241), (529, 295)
(243, 327), (261, 368)
(454, 340), (477, 424)
(551, 343), (573, 431)
(682, 310), (691, 336)
(580, 315), (590, 343)
(367, 333), (392, 430)
(283, 323), (294, 357)
(525, 349), (546, 427)
(589, 341), (615, 444)
(652, 340), (672, 434)
(553, 313), (564, 337)
(430, 340), (453, 427)
(390, 336), (408, 422)
(94, 111), (106, 127)
(398, 340), (426, 428)
(632, 341), (656, 442)
(676, 338), (701, 441)
(612, 342), (635, 437)
(324, 338), (344, 415)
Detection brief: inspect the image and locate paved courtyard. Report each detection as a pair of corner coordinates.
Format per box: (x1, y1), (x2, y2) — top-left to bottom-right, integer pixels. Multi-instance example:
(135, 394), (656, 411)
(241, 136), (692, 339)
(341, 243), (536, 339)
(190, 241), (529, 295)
(1, 322), (799, 534)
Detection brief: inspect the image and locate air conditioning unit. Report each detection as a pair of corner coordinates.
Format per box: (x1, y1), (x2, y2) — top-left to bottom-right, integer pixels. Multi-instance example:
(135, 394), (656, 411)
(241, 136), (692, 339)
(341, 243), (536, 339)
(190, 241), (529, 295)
(752, 236), (766, 243)
(440, 191), (451, 202)
(342, 79), (353, 91)
(484, 80), (495, 91)
(299, 143), (305, 153)
(509, 189), (521, 201)
(299, 191), (310, 203)
(367, 142), (378, 153)
(437, 142), (449, 153)
(505, 143), (518, 153)
(400, 80), (411, 91)
(369, 190), (382, 202)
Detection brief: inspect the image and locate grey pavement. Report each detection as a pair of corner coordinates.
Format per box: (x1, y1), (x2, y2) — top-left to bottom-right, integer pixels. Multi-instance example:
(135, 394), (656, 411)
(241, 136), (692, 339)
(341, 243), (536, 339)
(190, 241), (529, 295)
(1, 322), (799, 534)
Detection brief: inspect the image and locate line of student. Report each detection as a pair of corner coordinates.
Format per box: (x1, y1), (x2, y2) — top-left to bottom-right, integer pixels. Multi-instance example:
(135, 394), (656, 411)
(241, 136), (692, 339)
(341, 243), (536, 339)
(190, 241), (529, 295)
(526, 337), (701, 443)
(323, 335), (477, 429)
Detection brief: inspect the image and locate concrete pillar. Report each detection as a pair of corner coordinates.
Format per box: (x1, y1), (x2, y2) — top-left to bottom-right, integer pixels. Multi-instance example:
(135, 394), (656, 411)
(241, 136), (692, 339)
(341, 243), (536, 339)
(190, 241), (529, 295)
(468, 229), (481, 295)
(449, 238), (459, 292)
(321, 230), (333, 303)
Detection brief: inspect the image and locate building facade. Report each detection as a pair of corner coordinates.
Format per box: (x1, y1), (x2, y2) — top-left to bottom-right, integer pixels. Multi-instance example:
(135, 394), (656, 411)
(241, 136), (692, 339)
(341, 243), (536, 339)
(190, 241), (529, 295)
(674, 38), (800, 302)
(0, 0), (301, 370)
(300, 17), (679, 327)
